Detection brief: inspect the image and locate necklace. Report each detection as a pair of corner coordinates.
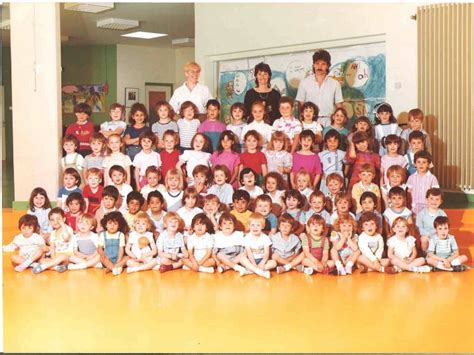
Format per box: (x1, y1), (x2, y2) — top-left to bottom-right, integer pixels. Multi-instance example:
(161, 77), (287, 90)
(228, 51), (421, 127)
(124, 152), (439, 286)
(258, 91), (270, 100)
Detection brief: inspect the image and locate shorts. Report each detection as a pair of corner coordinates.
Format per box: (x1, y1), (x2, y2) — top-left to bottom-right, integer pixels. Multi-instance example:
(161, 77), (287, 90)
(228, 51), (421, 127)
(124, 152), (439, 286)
(216, 246), (243, 258)
(254, 258), (263, 265)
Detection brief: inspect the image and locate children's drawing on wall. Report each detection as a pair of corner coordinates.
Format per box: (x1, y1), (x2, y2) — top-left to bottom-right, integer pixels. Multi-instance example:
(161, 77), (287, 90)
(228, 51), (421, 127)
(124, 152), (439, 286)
(218, 42), (386, 125)
(62, 84), (106, 113)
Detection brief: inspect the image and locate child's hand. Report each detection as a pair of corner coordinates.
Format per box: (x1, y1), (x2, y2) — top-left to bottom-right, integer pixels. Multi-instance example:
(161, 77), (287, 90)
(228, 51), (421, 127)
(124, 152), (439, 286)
(443, 259), (451, 268)
(171, 253), (177, 261)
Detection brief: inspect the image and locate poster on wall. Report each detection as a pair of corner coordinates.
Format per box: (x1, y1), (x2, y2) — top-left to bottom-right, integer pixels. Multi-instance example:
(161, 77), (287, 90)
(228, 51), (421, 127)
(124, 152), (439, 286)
(62, 84), (106, 113)
(218, 42), (386, 125)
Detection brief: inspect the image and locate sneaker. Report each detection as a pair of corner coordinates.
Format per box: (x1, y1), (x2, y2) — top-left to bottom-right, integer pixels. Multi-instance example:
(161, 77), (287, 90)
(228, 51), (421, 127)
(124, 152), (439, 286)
(345, 264), (353, 275)
(295, 265), (305, 273)
(416, 265), (432, 273)
(239, 268), (252, 276)
(217, 265), (225, 273)
(113, 266), (123, 276)
(94, 262), (103, 269)
(333, 266), (346, 276)
(276, 266), (286, 274)
(29, 262), (40, 269)
(152, 264), (161, 271)
(53, 265), (67, 273)
(384, 266), (398, 274)
(436, 264), (454, 271)
(32, 264), (44, 274)
(159, 264), (173, 273)
(262, 271), (271, 279)
(303, 267), (314, 275)
(453, 265), (467, 272)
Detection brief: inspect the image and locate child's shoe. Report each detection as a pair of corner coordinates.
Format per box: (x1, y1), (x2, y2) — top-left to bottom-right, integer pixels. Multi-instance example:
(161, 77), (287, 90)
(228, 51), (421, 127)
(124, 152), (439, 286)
(453, 265), (467, 272)
(295, 265), (305, 273)
(321, 266), (335, 275)
(276, 266), (286, 274)
(384, 266), (399, 274)
(159, 264), (173, 273)
(345, 264), (353, 275)
(416, 265), (432, 273)
(303, 267), (314, 275)
(239, 268), (252, 276)
(14, 259), (33, 272)
(32, 264), (45, 274)
(198, 266), (214, 273)
(436, 262), (453, 271)
(217, 265), (226, 273)
(112, 266), (123, 275)
(94, 262), (103, 269)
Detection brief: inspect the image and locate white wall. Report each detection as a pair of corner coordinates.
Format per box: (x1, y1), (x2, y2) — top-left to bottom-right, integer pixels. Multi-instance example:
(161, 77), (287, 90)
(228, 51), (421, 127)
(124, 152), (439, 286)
(175, 47), (196, 88)
(195, 3), (418, 116)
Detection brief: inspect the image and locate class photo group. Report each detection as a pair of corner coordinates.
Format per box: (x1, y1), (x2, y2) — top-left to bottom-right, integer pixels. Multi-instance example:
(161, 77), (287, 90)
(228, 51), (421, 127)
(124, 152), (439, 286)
(3, 49), (469, 278)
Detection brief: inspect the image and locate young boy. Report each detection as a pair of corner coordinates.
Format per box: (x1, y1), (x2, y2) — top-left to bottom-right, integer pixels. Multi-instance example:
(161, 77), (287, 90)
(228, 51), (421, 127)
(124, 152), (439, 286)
(426, 216), (468, 271)
(325, 172), (345, 212)
(123, 191), (146, 230)
(140, 166), (164, 200)
(57, 168), (82, 210)
(151, 101), (178, 149)
(416, 188), (448, 253)
(351, 164), (381, 213)
(382, 187), (413, 236)
(406, 151), (440, 215)
(405, 131), (427, 176)
(254, 195), (277, 235)
(230, 190), (252, 233)
(198, 99), (226, 152)
(159, 130), (180, 183)
(401, 108), (431, 154)
(83, 168), (104, 215)
(82, 132), (106, 182)
(381, 165), (407, 208)
(318, 130), (346, 195)
(95, 185), (120, 232)
(109, 165), (133, 213)
(61, 134), (84, 172)
(272, 96), (302, 153)
(132, 131), (161, 190)
(100, 103), (127, 138)
(355, 191), (383, 227)
(271, 214), (304, 274)
(65, 102), (95, 157)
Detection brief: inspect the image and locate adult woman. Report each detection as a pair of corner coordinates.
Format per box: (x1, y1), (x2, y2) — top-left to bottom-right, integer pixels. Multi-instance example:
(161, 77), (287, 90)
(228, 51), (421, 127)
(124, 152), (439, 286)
(244, 62), (281, 125)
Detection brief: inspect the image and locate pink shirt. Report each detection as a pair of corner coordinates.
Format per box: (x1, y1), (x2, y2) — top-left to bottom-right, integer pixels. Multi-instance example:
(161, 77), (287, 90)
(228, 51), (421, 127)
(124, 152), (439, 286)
(210, 151), (241, 176)
(291, 152), (322, 182)
(407, 171), (440, 214)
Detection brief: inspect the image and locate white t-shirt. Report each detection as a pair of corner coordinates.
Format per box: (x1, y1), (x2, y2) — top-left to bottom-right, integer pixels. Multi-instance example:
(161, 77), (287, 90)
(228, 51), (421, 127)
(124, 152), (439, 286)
(157, 230), (185, 254)
(159, 186), (183, 212)
(116, 183), (133, 213)
(132, 150), (161, 177)
(100, 120), (127, 136)
(71, 232), (99, 255)
(3, 233), (45, 257)
(244, 232), (272, 259)
(213, 231), (245, 249)
(241, 121), (273, 147)
(128, 231), (155, 258)
(177, 206), (203, 228)
(61, 153), (84, 171)
(187, 232), (214, 260)
(169, 82), (213, 114)
(383, 207), (412, 227)
(50, 225), (75, 255)
(266, 190), (285, 205)
(179, 150), (211, 181)
(387, 235), (416, 259)
(240, 186), (264, 199)
(102, 152), (132, 170)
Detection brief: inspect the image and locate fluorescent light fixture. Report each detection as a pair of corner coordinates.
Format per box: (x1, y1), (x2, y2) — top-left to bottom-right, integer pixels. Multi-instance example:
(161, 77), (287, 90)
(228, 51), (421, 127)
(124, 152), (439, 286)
(64, 3), (114, 14)
(97, 18), (139, 31)
(121, 31), (167, 39)
(172, 37), (195, 47)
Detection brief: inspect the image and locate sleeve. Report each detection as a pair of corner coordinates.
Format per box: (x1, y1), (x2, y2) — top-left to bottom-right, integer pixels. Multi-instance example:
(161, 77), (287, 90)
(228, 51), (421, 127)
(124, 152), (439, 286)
(119, 233), (125, 248)
(284, 153), (293, 168)
(293, 235), (302, 252)
(294, 121), (303, 135)
(386, 237), (394, 249)
(300, 233), (309, 247)
(406, 175), (414, 190)
(70, 235), (78, 250)
(3, 235), (20, 252)
(157, 237), (164, 252)
(77, 155), (84, 170)
(427, 237), (436, 254)
(264, 235), (272, 247)
(432, 175), (440, 188)
(197, 121), (206, 133)
(415, 210), (427, 235)
(330, 231), (339, 243)
(179, 150), (189, 163)
(295, 80), (306, 103)
(334, 81), (343, 104)
(169, 90), (180, 114)
(260, 152), (267, 165)
(375, 236), (384, 260)
(132, 153), (141, 168)
(449, 236), (459, 251)
(82, 156), (89, 169)
(100, 122), (107, 131)
(187, 235), (194, 250)
(124, 155), (132, 167)
(97, 233), (105, 248)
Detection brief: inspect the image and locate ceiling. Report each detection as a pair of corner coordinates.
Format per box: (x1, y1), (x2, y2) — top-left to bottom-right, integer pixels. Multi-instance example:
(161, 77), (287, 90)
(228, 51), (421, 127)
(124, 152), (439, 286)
(1, 3), (195, 48)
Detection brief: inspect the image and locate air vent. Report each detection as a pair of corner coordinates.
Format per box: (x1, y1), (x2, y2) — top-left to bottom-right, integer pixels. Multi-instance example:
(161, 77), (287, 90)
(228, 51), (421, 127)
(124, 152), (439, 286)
(97, 18), (139, 31)
(64, 3), (114, 14)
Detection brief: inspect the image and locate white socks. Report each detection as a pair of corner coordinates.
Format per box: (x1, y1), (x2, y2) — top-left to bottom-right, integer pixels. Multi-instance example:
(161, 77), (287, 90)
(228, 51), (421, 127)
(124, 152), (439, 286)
(68, 263), (87, 270)
(451, 258), (461, 266)
(255, 269), (271, 279)
(233, 265), (245, 273)
(283, 264), (292, 271)
(198, 266), (214, 273)
(14, 258), (33, 272)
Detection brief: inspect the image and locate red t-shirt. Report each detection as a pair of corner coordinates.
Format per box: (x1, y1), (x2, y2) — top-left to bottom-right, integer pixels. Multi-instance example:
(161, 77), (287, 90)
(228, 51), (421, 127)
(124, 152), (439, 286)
(82, 184), (104, 215)
(160, 149), (180, 182)
(65, 122), (95, 151)
(65, 212), (81, 232)
(239, 151), (267, 175)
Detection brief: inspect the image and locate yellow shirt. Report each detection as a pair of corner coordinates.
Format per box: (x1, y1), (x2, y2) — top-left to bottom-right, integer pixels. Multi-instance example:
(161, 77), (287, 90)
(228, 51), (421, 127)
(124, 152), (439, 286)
(230, 209), (253, 233)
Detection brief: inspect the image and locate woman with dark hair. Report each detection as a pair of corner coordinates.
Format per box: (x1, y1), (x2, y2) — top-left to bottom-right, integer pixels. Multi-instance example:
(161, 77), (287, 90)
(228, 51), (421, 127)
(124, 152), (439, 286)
(243, 62), (281, 125)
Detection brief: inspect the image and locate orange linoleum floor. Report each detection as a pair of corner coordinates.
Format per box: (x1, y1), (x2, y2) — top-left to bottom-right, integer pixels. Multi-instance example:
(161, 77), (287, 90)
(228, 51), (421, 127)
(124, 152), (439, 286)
(2, 209), (474, 353)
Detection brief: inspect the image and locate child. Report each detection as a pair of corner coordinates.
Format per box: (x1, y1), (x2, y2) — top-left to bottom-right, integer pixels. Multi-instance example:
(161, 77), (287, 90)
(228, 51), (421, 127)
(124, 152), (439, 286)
(241, 212), (273, 279)
(272, 96), (302, 152)
(132, 131), (161, 190)
(230, 190), (252, 233)
(156, 212), (188, 273)
(159, 130), (180, 182)
(67, 214), (101, 270)
(283, 189), (306, 231)
(100, 103), (127, 138)
(241, 100), (273, 148)
(351, 163), (381, 213)
(57, 168), (82, 210)
(271, 214), (304, 273)
(177, 101), (201, 151)
(254, 194), (278, 235)
(3, 215), (45, 272)
(291, 130), (322, 189)
(318, 130), (346, 195)
(239, 168), (264, 199)
(65, 102), (95, 157)
(97, 211), (129, 275)
(380, 134), (408, 185)
(264, 172), (287, 207)
(146, 190), (167, 237)
(226, 102), (246, 152)
(405, 131), (428, 176)
(210, 130), (241, 186)
(355, 191), (383, 227)
(426, 216), (468, 272)
(82, 168), (104, 215)
(151, 101), (178, 149)
(82, 132), (106, 182)
(381, 165), (407, 208)
(387, 217), (431, 273)
(61, 134), (84, 172)
(203, 194), (224, 232)
(346, 131), (381, 193)
(182, 213), (216, 273)
(330, 216), (360, 275)
(239, 130), (268, 185)
(407, 151), (440, 215)
(330, 193), (356, 224)
(400, 108), (432, 154)
(322, 108), (350, 151)
(177, 187), (204, 233)
(294, 170), (313, 202)
(95, 186), (119, 233)
(161, 168), (185, 212)
(192, 165), (210, 194)
(198, 99), (227, 152)
(357, 212), (395, 273)
(212, 213), (247, 274)
(125, 212), (158, 273)
(108, 165), (133, 213)
(264, 131), (292, 182)
(124, 102), (151, 162)
(207, 165), (234, 205)
(374, 102), (402, 156)
(347, 116), (376, 150)
(140, 166), (164, 200)
(325, 172), (345, 209)
(416, 188), (447, 253)
(176, 133), (211, 185)
(123, 191), (145, 229)
(305, 190), (331, 226)
(27, 187), (52, 239)
(102, 134), (132, 186)
(300, 215), (334, 275)
(383, 187), (413, 236)
(64, 192), (85, 232)
(299, 101), (323, 147)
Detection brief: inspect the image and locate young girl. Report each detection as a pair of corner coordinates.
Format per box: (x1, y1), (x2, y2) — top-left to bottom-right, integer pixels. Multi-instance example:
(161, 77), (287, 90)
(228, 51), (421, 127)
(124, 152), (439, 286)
(239, 168), (264, 199)
(210, 130), (241, 186)
(374, 102), (402, 156)
(64, 192), (85, 232)
(347, 116), (377, 152)
(82, 132), (107, 182)
(383, 187), (413, 236)
(241, 100), (273, 148)
(318, 130), (346, 195)
(330, 193), (356, 224)
(108, 165), (133, 213)
(300, 215), (335, 275)
(146, 191), (167, 238)
(97, 211), (129, 275)
(226, 102), (246, 152)
(133, 131), (161, 190)
(305, 191), (331, 226)
(239, 130), (268, 186)
(387, 217), (431, 273)
(182, 213), (216, 273)
(67, 214), (101, 270)
(203, 194), (223, 232)
(159, 130), (180, 183)
(140, 166), (164, 201)
(291, 130), (322, 189)
(151, 101), (178, 149)
(125, 212), (158, 273)
(207, 165), (234, 205)
(161, 169), (185, 212)
(192, 165), (210, 195)
(27, 187), (52, 240)
(124, 103), (151, 161)
(156, 212), (188, 273)
(330, 216), (360, 275)
(380, 134), (408, 186)
(264, 172), (287, 207)
(356, 191), (383, 227)
(322, 108), (350, 151)
(94, 186), (119, 233)
(61, 134), (84, 172)
(294, 170), (313, 202)
(177, 187), (204, 233)
(283, 189), (306, 232)
(102, 134), (132, 186)
(177, 101), (201, 151)
(176, 133), (211, 185)
(271, 214), (304, 274)
(381, 165), (407, 209)
(57, 168), (82, 210)
(299, 101), (323, 148)
(264, 131), (292, 181)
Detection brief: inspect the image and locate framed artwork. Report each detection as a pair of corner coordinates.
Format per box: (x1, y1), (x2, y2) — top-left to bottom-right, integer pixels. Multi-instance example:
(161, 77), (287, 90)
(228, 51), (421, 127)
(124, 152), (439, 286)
(125, 87), (139, 107)
(145, 82), (174, 124)
(62, 84), (106, 113)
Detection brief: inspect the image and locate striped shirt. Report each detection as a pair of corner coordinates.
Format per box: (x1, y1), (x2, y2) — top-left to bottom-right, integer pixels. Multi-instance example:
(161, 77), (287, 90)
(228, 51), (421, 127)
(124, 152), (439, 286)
(177, 118), (201, 149)
(319, 149), (346, 176)
(406, 171), (440, 214)
(427, 235), (458, 259)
